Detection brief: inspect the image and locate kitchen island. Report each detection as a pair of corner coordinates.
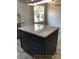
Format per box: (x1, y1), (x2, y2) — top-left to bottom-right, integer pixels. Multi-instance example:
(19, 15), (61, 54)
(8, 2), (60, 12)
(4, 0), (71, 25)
(18, 24), (59, 56)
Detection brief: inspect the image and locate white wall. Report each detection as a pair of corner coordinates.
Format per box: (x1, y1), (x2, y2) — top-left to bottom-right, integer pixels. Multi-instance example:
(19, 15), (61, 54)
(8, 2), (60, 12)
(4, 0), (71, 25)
(47, 3), (61, 27)
(17, 0), (34, 26)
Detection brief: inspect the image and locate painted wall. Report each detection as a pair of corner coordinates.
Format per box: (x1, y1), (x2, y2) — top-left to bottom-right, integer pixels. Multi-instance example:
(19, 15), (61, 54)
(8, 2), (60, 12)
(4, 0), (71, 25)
(47, 3), (61, 27)
(17, 0), (34, 26)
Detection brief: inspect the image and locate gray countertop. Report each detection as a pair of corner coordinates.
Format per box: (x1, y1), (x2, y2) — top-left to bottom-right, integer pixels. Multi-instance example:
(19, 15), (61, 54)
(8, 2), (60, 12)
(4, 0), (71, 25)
(18, 24), (58, 38)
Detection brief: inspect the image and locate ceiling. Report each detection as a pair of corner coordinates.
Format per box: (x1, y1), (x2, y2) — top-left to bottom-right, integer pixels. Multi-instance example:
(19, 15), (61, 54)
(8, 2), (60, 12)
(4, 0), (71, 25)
(19, 0), (61, 4)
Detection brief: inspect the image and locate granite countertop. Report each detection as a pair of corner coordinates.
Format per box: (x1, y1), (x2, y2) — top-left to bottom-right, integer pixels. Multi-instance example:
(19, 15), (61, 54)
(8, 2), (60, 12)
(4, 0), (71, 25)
(18, 24), (58, 38)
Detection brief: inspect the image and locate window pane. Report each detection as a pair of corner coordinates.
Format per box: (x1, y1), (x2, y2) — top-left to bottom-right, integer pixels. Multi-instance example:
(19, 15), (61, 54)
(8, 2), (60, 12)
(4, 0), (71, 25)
(34, 6), (44, 23)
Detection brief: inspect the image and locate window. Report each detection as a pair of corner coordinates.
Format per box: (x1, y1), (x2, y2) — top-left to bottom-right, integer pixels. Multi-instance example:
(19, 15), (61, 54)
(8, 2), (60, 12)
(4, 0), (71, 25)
(34, 5), (44, 23)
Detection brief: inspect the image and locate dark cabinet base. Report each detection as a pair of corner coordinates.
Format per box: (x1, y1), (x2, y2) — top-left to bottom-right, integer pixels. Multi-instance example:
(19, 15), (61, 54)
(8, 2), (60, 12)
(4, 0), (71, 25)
(19, 29), (59, 57)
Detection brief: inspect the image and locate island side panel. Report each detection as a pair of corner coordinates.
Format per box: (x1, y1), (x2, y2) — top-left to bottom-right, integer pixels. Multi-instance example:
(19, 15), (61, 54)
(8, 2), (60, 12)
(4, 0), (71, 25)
(45, 29), (59, 55)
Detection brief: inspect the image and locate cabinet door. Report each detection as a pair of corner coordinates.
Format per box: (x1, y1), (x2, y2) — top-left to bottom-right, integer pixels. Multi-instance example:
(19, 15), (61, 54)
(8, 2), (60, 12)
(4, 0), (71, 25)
(27, 35), (46, 55)
(28, 35), (45, 49)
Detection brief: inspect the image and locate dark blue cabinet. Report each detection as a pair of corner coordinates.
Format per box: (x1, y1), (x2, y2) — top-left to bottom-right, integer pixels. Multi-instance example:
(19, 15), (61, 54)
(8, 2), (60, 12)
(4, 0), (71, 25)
(18, 29), (59, 56)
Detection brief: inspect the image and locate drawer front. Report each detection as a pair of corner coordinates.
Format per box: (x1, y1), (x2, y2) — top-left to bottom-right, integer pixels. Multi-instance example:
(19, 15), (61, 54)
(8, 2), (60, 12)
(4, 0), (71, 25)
(19, 30), (31, 38)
